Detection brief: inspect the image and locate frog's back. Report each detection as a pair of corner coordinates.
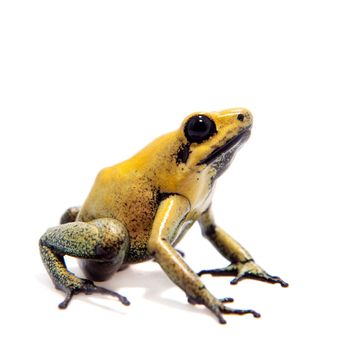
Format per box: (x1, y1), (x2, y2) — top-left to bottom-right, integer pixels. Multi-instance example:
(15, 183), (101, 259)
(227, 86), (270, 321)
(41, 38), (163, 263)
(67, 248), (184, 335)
(78, 164), (160, 262)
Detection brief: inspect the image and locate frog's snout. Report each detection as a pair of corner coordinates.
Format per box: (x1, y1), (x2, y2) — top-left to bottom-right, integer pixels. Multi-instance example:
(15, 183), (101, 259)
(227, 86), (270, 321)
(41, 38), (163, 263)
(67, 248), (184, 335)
(217, 108), (253, 128)
(235, 108), (253, 128)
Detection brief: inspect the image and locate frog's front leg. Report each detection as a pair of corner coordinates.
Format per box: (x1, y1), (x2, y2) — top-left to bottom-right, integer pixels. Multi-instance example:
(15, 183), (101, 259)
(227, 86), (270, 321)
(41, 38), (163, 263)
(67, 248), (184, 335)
(39, 218), (130, 308)
(198, 207), (288, 287)
(148, 195), (260, 324)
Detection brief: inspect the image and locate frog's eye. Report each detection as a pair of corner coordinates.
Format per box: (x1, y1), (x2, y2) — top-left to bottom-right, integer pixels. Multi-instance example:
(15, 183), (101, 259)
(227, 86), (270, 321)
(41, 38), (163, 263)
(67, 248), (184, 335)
(184, 115), (217, 144)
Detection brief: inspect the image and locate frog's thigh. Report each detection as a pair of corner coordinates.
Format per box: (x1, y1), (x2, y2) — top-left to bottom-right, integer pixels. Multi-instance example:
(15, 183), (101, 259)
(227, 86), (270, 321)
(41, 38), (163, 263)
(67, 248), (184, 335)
(40, 218), (129, 282)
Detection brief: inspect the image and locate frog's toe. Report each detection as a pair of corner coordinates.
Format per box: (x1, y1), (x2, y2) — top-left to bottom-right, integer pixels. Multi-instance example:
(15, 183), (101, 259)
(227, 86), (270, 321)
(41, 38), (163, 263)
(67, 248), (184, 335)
(86, 283), (131, 305)
(262, 274), (289, 287)
(220, 304), (261, 318)
(258, 274), (289, 287)
(58, 290), (74, 309)
(198, 265), (237, 277)
(276, 277), (289, 288)
(230, 272), (289, 288)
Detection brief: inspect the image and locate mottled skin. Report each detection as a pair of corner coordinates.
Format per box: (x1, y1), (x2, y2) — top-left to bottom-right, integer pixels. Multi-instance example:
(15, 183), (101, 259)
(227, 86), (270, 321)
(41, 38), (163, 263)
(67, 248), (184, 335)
(40, 108), (288, 324)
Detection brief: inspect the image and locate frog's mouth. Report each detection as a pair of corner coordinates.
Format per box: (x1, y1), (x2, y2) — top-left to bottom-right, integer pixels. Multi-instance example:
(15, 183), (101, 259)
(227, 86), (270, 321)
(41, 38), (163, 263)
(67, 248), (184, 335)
(197, 127), (251, 165)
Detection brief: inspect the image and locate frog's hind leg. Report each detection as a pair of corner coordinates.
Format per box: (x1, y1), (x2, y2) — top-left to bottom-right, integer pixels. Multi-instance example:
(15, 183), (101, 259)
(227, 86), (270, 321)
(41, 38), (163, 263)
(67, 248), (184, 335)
(39, 218), (130, 309)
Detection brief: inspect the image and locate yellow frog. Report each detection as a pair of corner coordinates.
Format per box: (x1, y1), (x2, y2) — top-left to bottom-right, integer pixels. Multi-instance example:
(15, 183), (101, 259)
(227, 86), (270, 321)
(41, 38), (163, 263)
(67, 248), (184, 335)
(39, 108), (288, 324)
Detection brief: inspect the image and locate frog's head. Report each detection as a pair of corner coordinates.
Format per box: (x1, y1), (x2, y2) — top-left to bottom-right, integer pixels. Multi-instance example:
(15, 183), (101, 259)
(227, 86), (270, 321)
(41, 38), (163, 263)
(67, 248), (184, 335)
(177, 108), (253, 178)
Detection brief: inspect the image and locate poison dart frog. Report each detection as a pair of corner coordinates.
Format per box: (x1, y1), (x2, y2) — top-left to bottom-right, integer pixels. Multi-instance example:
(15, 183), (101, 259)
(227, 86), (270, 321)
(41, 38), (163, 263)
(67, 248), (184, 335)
(39, 108), (288, 324)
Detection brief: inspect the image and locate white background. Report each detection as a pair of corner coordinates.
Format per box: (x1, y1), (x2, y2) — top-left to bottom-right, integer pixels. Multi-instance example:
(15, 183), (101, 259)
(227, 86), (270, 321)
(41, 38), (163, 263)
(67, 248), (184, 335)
(1, 1), (349, 349)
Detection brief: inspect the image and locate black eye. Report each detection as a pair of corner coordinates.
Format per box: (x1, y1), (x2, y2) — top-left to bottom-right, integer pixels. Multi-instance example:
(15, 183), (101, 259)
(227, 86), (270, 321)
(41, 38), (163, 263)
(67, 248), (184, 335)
(184, 115), (217, 144)
(237, 114), (245, 122)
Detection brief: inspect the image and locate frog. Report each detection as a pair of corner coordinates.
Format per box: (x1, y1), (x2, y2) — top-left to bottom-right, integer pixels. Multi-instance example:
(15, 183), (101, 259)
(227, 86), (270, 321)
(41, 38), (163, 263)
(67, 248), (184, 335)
(39, 108), (288, 324)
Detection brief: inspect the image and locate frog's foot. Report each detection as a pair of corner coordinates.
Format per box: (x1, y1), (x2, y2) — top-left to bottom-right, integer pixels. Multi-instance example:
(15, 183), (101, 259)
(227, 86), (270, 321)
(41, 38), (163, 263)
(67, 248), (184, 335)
(198, 260), (288, 288)
(187, 295), (259, 324)
(58, 279), (130, 309)
(215, 304), (261, 324)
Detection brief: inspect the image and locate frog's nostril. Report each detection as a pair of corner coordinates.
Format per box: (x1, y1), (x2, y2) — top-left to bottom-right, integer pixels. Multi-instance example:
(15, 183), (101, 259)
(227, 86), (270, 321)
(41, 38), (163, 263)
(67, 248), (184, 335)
(237, 114), (245, 122)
